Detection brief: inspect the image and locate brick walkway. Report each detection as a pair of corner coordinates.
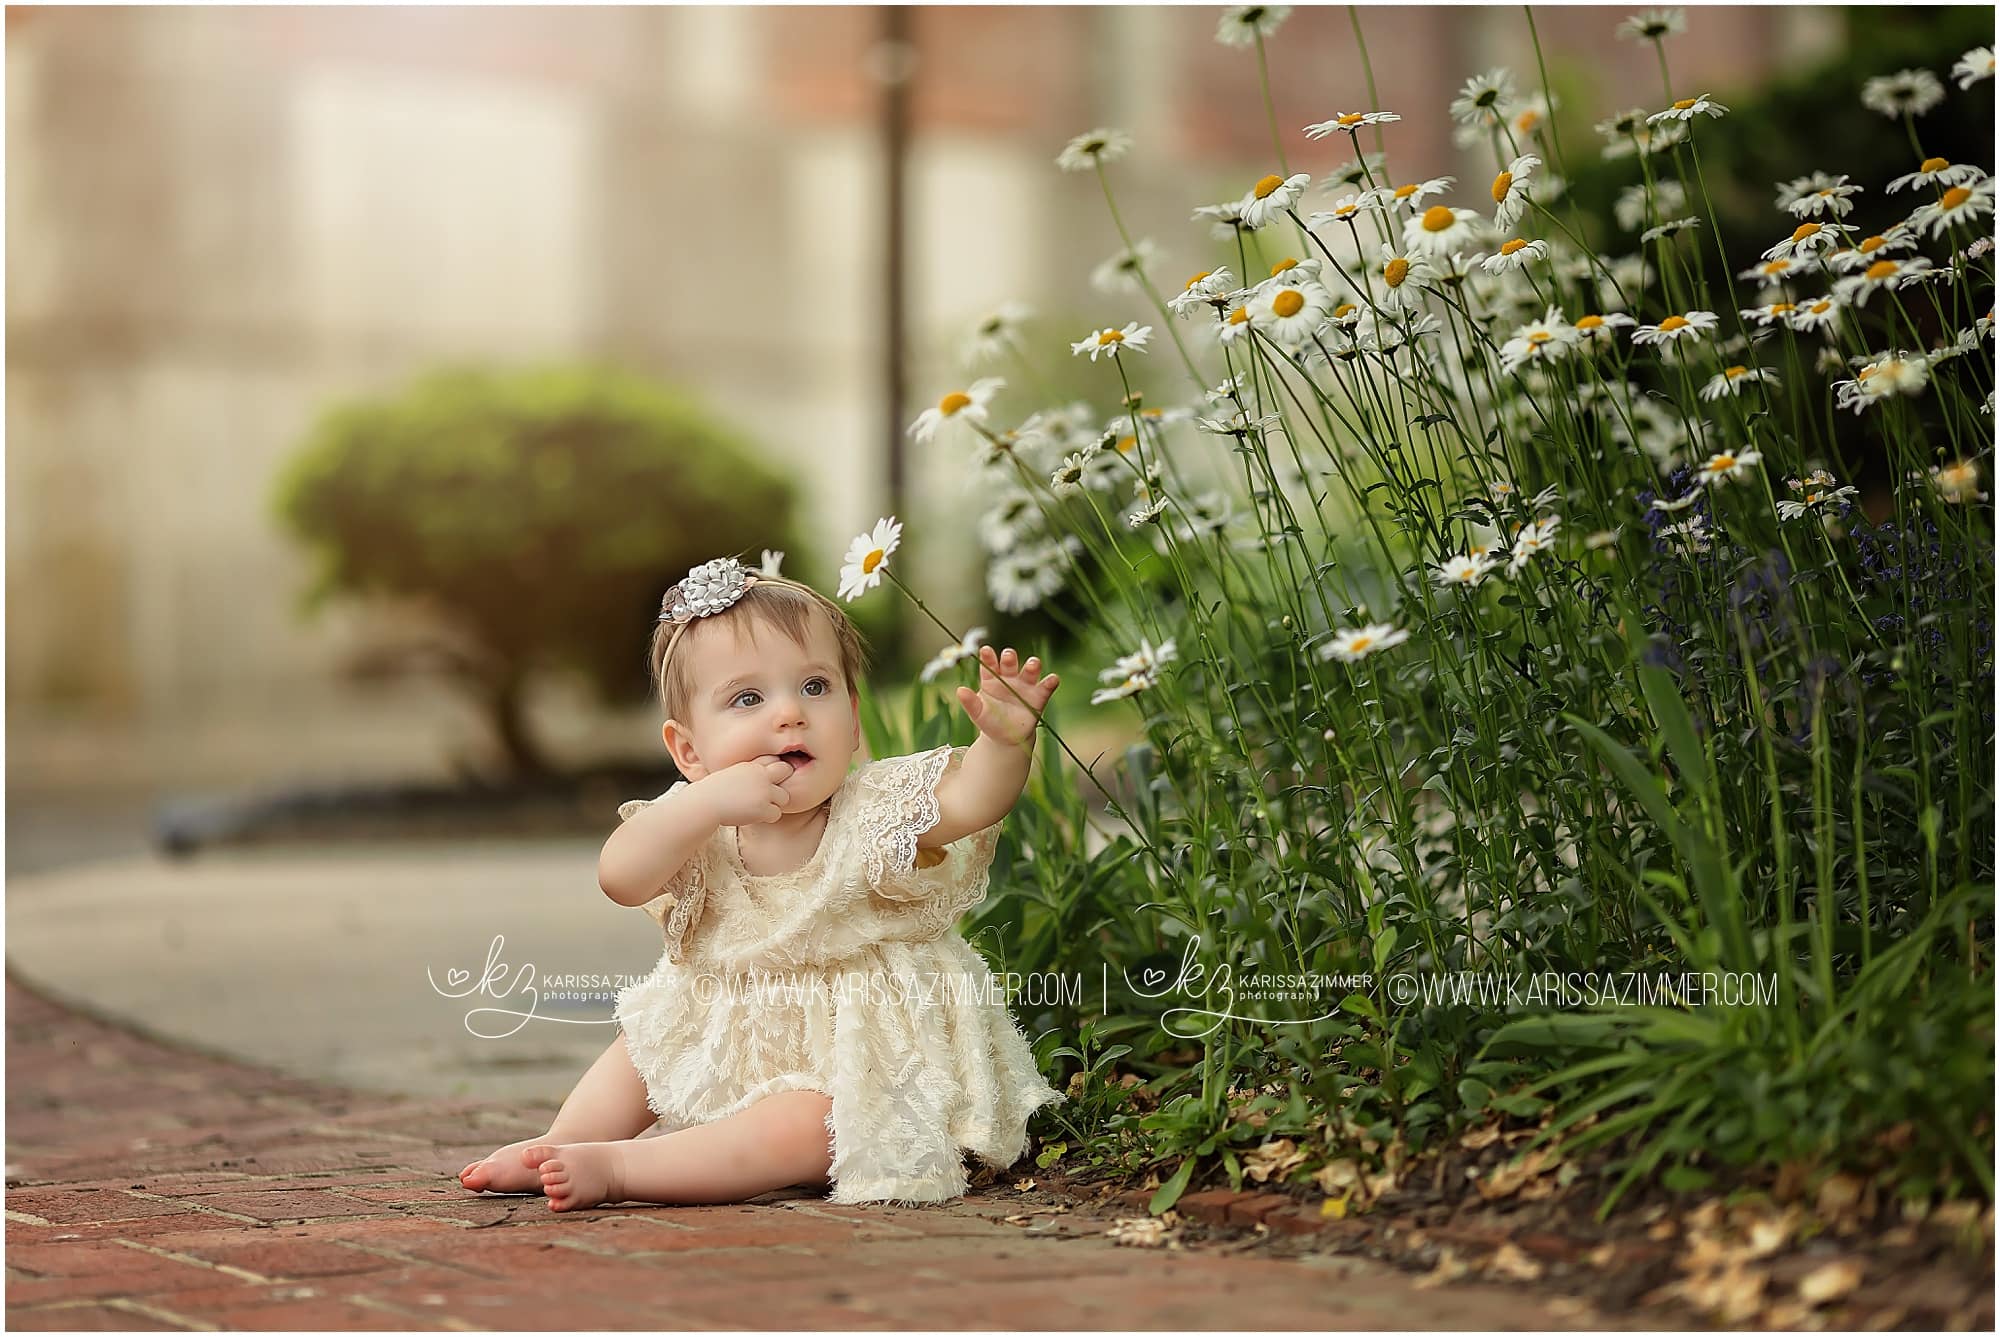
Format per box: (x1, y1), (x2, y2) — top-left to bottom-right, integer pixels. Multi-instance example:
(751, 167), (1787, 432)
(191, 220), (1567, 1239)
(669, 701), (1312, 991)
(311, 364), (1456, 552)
(6, 974), (1623, 1330)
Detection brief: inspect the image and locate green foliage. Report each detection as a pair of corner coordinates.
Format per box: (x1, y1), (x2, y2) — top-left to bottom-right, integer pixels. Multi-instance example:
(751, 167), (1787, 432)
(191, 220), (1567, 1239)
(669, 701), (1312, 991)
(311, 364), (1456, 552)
(272, 365), (807, 773)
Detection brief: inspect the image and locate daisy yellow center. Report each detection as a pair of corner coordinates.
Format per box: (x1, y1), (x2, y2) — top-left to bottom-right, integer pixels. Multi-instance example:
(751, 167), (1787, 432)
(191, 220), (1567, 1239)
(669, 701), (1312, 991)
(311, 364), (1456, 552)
(1228, 308), (1251, 325)
(1864, 259), (1900, 281)
(1528, 331), (1552, 344)
(1810, 301), (1831, 314)
(1253, 174), (1286, 199)
(1724, 365), (1748, 379)
(1708, 454), (1736, 472)
(1760, 260), (1791, 275)
(1383, 257), (1411, 287)
(1457, 568), (1477, 581)
(1515, 109), (1541, 133)
(1770, 302), (1795, 314)
(1334, 302), (1356, 318)
(1338, 112), (1366, 126)
(1271, 289), (1306, 318)
(1859, 235), (1888, 253)
(1421, 205), (1456, 232)
(1491, 171), (1513, 202)
(1791, 222), (1821, 243)
(861, 548), (885, 574)
(1658, 315), (1689, 331)
(1185, 271), (1211, 290)
(1576, 315), (1605, 330)
(1500, 239), (1529, 255)
(1141, 407), (1163, 418)
(1117, 436), (1137, 453)
(1348, 635), (1374, 652)
(1941, 186), (1972, 211)
(938, 391), (972, 415)
(1270, 258), (1298, 276)
(1393, 183), (1419, 200)
(1858, 365), (1877, 380)
(1097, 329), (1125, 346)
(1806, 492), (1823, 505)
(1921, 157), (1949, 174)
(1672, 97), (1697, 110)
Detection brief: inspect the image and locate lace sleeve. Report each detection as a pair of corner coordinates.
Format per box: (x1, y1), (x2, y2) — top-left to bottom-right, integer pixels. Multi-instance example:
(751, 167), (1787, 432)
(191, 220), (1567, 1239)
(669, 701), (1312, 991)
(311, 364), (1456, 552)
(853, 745), (1005, 935)
(616, 781), (710, 965)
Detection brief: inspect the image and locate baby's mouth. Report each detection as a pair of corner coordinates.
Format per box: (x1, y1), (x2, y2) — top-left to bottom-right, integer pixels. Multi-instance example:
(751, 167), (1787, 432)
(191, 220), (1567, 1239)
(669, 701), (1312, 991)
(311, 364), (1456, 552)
(778, 748), (814, 770)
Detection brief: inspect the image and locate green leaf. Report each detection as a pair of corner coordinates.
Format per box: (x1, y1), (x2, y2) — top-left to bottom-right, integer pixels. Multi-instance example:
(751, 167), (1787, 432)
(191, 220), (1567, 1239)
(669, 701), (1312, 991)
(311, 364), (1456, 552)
(1150, 1156), (1197, 1215)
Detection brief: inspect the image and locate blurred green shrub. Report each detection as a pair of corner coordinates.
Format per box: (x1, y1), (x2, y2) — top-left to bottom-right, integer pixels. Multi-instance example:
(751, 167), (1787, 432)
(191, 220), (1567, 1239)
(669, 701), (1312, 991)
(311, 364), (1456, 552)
(272, 365), (803, 777)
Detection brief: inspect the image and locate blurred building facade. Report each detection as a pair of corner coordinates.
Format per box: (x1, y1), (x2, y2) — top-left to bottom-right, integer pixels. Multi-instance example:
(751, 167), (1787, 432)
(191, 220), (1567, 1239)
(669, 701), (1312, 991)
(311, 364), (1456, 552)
(6, 5), (1837, 795)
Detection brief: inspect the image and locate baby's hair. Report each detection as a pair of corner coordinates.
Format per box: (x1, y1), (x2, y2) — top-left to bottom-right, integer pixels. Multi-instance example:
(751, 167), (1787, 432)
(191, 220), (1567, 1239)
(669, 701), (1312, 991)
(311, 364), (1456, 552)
(648, 576), (871, 721)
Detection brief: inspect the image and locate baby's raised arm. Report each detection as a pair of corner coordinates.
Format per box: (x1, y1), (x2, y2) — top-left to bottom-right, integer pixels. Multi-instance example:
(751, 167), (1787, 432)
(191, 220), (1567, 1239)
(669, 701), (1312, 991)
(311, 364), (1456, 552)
(597, 758), (794, 906)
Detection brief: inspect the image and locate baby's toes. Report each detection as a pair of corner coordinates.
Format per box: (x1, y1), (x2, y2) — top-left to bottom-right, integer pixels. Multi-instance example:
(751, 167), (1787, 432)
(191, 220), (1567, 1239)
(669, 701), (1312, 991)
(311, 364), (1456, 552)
(520, 1143), (559, 1170)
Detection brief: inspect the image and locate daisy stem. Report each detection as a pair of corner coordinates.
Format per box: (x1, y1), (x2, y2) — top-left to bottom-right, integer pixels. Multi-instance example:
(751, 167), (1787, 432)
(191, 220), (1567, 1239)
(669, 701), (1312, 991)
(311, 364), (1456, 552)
(1252, 31), (1289, 176)
(1092, 162), (1205, 387)
(1345, 7), (1389, 161)
(1649, 39), (1673, 104)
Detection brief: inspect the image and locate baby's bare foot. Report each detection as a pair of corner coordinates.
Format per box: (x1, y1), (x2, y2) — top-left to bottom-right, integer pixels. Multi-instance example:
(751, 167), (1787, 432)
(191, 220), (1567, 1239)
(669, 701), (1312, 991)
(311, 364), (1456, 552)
(458, 1137), (553, 1195)
(526, 1142), (626, 1213)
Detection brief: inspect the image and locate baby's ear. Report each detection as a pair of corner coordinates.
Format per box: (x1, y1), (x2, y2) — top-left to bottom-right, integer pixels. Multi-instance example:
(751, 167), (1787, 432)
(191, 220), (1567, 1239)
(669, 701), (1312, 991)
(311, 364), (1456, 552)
(661, 719), (706, 780)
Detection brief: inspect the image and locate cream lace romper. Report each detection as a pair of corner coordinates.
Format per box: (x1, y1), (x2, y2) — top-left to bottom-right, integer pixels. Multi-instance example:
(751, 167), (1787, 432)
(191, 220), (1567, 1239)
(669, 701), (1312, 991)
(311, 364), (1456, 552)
(611, 743), (1065, 1205)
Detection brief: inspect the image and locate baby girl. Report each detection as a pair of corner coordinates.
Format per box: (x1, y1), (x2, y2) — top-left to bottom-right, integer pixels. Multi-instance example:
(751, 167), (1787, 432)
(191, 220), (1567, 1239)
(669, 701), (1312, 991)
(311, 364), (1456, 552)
(457, 556), (1065, 1209)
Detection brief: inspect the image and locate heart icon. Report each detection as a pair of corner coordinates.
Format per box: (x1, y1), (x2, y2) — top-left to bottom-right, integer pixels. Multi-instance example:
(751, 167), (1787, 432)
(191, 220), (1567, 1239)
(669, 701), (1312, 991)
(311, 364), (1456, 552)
(1141, 967), (1166, 987)
(447, 968), (470, 987)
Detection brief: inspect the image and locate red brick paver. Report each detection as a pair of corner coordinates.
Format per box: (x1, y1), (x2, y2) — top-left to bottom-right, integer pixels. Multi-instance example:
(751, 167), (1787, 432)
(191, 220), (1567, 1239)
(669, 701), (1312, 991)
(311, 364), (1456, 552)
(6, 974), (1630, 1330)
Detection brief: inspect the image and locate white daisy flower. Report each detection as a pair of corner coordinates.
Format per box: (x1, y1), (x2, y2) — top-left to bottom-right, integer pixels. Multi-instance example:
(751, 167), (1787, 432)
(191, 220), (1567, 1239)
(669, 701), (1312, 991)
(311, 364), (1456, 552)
(1631, 310), (1719, 347)
(1070, 322), (1153, 362)
(1823, 231), (1919, 273)
(1240, 171), (1312, 229)
(1498, 307), (1579, 374)
(1090, 674), (1151, 705)
(1509, 93), (1557, 141)
(1056, 128), (1132, 173)
(1191, 198), (1250, 240)
(1480, 237), (1548, 275)
(1585, 528), (1622, 550)
(919, 627), (989, 682)
(1432, 552), (1499, 589)
(1952, 47), (1996, 89)
(1405, 205), (1485, 258)
(1930, 459), (1984, 503)
(1050, 452), (1090, 496)
(1099, 636), (1177, 684)
(1908, 178), (1995, 240)
(1693, 449), (1762, 485)
(1616, 8), (1685, 40)
(1833, 255), (1936, 306)
(1374, 175), (1456, 212)
(1126, 496), (1170, 528)
(1247, 279), (1334, 346)
(1196, 407), (1280, 438)
(908, 377), (1004, 446)
(1648, 92), (1728, 123)
(837, 517), (903, 602)
(1775, 474), (1856, 521)
(1887, 158), (1986, 193)
(1505, 516), (1562, 574)
(1761, 220), (1843, 261)
(986, 536), (1079, 613)
(1450, 68), (1517, 126)
(1166, 267), (1237, 318)
(1861, 69), (1946, 119)
(1776, 171), (1864, 219)
(1172, 490), (1235, 541)
(1305, 110), (1400, 138)
(1597, 109), (1686, 158)
(1787, 296), (1844, 333)
(1616, 179), (1686, 232)
(1833, 354), (1929, 412)
(1320, 150), (1388, 194)
(1214, 305), (1256, 345)
(1659, 515), (1711, 554)
(1304, 193), (1384, 230)
(961, 302), (1033, 368)
(1740, 255), (1812, 283)
(1489, 154), (1541, 231)
(1572, 311), (1638, 347)
(758, 549), (786, 578)
(1318, 623), (1412, 663)
(1640, 217), (1701, 244)
(1372, 245), (1439, 313)
(1090, 239), (1164, 295)
(977, 490), (1042, 554)
(1216, 4), (1291, 48)
(1699, 365), (1779, 400)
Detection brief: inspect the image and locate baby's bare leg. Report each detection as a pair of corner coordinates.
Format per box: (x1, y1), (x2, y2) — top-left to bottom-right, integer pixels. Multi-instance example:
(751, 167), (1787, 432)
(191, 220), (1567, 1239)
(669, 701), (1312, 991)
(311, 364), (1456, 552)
(528, 1089), (834, 1212)
(460, 1033), (658, 1194)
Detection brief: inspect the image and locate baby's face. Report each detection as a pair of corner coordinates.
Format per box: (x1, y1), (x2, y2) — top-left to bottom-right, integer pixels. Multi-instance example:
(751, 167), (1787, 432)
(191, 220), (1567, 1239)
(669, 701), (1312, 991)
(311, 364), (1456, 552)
(663, 613), (860, 813)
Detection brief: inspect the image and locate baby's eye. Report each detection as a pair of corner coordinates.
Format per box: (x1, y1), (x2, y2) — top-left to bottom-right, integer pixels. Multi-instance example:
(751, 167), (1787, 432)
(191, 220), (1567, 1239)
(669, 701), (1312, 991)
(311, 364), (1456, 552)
(803, 677), (829, 698)
(732, 691), (761, 709)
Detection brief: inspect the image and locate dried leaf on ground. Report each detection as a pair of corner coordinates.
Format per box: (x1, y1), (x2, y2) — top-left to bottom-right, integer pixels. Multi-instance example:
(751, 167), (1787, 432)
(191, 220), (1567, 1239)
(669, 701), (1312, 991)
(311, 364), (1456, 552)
(1107, 1216), (1173, 1248)
(1413, 1248), (1469, 1290)
(1484, 1242), (1544, 1282)
(1243, 1138), (1308, 1184)
(1797, 1258), (1864, 1306)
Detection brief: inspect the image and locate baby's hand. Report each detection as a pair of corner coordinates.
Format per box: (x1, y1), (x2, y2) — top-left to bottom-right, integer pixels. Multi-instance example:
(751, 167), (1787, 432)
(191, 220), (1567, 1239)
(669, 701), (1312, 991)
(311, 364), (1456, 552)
(695, 757), (796, 826)
(955, 646), (1059, 749)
